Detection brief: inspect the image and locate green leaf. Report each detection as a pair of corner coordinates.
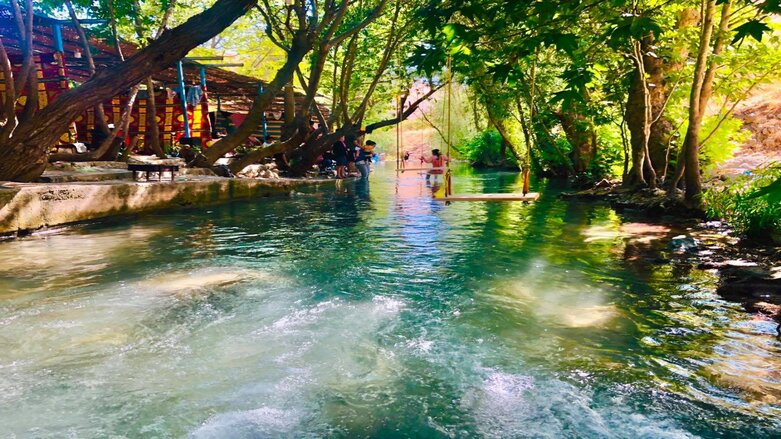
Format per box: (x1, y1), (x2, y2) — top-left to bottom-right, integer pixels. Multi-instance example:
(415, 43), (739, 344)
(745, 177), (781, 203)
(487, 63), (513, 83)
(552, 33), (579, 56)
(761, 0), (781, 14)
(441, 23), (465, 42)
(732, 20), (771, 44)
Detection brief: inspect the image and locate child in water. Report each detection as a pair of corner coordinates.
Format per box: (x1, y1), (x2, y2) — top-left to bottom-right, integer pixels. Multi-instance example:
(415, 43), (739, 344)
(421, 148), (448, 180)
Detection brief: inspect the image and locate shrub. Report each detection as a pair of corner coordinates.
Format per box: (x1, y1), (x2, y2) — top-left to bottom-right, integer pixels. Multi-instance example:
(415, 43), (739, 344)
(588, 124), (625, 180)
(458, 129), (518, 167)
(704, 163), (781, 240)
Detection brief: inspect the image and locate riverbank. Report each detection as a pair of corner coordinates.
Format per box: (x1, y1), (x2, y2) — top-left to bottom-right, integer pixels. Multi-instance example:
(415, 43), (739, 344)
(562, 183), (705, 218)
(0, 175), (342, 237)
(562, 184), (781, 330)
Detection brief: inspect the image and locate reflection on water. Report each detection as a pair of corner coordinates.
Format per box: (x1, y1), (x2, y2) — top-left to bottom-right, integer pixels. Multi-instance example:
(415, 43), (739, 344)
(0, 164), (779, 437)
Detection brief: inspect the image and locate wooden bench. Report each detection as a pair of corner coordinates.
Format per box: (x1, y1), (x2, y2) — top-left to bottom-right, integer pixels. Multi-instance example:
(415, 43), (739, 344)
(127, 163), (179, 182)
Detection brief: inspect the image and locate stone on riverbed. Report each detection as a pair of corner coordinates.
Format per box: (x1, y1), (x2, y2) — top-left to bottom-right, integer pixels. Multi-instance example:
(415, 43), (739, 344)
(669, 235), (699, 253)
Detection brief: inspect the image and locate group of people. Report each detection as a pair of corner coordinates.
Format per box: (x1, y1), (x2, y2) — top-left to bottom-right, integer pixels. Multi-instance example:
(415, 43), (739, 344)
(325, 136), (377, 180)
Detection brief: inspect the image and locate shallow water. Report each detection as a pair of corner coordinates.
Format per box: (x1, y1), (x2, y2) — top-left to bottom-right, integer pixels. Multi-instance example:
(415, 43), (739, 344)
(0, 165), (779, 438)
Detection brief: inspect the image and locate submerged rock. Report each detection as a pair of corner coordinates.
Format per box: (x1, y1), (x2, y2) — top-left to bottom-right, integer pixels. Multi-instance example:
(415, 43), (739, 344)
(669, 235), (699, 253)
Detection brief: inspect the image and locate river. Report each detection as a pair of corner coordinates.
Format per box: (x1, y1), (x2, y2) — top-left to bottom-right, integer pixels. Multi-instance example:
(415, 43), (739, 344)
(0, 164), (779, 437)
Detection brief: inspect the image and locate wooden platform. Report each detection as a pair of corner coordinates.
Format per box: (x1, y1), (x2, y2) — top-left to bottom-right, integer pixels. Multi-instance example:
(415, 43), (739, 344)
(433, 192), (540, 202)
(395, 167), (445, 172)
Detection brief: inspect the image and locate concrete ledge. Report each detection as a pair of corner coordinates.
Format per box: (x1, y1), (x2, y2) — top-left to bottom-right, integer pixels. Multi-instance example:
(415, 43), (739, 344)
(0, 177), (337, 236)
(39, 169), (134, 183)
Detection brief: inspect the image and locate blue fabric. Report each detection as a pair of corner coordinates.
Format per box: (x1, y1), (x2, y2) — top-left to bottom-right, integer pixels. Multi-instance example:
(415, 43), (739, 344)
(186, 86), (203, 106)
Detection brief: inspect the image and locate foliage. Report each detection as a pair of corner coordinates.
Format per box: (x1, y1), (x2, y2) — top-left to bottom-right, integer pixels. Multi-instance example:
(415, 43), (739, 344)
(591, 124), (626, 180)
(704, 164), (781, 239)
(17, 0), (781, 196)
(457, 129), (517, 167)
(698, 115), (750, 172)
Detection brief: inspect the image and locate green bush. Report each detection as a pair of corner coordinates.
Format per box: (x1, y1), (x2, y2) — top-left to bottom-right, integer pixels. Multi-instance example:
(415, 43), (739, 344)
(458, 129), (518, 167)
(704, 164), (781, 240)
(587, 124), (625, 180)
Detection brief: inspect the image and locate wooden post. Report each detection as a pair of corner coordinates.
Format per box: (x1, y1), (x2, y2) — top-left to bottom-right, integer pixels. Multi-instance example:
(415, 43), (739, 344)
(176, 60), (191, 138)
(259, 83), (268, 139)
(396, 94), (401, 172)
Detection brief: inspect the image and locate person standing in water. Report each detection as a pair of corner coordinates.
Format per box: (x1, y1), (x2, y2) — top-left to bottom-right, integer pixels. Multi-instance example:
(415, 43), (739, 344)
(421, 148), (448, 180)
(355, 140), (376, 180)
(332, 135), (349, 179)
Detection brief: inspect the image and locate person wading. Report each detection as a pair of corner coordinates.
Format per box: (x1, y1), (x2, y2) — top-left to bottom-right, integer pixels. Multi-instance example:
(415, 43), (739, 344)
(355, 140), (376, 180)
(332, 135), (349, 179)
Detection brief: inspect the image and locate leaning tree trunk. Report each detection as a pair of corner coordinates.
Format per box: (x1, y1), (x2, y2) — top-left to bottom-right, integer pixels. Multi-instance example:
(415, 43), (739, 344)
(49, 84), (141, 162)
(192, 33), (311, 167)
(288, 127), (352, 176)
(65, 0), (110, 137)
(0, 0), (257, 182)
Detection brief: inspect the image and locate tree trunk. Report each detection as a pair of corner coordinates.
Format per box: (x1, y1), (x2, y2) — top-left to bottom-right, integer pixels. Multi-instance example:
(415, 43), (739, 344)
(286, 127), (350, 176)
(515, 97), (537, 172)
(228, 131), (306, 175)
(486, 106), (522, 169)
(625, 36), (667, 187)
(282, 82), (297, 139)
(677, 0), (718, 204)
(145, 77), (165, 158)
(65, 0), (110, 136)
(0, 0), (257, 182)
(49, 85), (140, 163)
(192, 33), (311, 167)
(556, 110), (596, 174)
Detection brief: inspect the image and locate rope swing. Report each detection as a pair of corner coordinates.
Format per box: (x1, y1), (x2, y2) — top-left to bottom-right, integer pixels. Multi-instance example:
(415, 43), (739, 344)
(444, 55), (453, 198)
(434, 56), (540, 203)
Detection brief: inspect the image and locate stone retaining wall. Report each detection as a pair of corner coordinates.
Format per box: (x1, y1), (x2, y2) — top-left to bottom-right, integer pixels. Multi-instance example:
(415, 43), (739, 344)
(0, 177), (335, 236)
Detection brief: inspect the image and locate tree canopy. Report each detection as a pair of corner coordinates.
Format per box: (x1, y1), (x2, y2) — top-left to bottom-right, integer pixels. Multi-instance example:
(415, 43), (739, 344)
(1, 0), (780, 207)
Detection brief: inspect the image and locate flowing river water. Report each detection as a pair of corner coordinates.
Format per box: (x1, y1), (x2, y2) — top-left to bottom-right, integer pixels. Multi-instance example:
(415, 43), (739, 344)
(0, 165), (779, 438)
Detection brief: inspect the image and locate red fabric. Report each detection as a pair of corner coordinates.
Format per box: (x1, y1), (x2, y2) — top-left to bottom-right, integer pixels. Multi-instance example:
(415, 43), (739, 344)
(0, 53), (71, 143)
(74, 91), (212, 153)
(229, 113), (246, 127)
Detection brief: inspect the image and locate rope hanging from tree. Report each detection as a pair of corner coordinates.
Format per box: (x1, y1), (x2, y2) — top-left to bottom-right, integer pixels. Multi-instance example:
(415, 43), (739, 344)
(444, 55), (453, 198)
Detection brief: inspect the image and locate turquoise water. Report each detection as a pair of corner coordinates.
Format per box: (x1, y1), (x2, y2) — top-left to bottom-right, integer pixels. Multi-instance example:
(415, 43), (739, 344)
(0, 165), (779, 438)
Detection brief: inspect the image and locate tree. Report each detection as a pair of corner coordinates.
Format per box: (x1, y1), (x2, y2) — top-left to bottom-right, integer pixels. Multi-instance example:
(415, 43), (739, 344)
(671, 0), (780, 204)
(0, 0), (258, 181)
(190, 0), (391, 169)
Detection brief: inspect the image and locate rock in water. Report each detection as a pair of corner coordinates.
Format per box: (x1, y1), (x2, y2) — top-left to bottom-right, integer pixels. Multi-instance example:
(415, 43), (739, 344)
(669, 235), (699, 253)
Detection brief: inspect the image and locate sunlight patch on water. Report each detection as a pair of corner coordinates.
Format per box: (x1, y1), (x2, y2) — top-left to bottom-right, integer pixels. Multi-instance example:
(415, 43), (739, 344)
(699, 323), (781, 410)
(191, 407), (309, 439)
(0, 225), (166, 298)
(137, 267), (275, 298)
(489, 259), (619, 329)
(581, 221), (672, 245)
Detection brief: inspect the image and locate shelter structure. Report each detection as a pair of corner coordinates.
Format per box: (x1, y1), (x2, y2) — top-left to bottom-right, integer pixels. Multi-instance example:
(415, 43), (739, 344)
(0, 6), (329, 155)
